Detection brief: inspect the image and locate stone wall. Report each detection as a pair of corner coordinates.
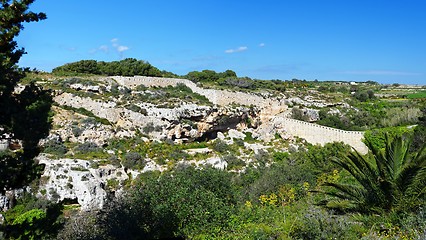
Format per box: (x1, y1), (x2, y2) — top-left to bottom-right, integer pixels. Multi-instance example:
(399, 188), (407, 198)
(56, 76), (367, 153)
(112, 76), (284, 108)
(281, 118), (368, 154)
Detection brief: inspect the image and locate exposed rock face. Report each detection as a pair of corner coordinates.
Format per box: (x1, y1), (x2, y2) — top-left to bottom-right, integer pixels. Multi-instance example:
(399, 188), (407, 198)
(0, 75), (370, 212)
(228, 129), (246, 140)
(0, 139), (8, 151)
(70, 83), (100, 93)
(37, 156), (131, 210)
(0, 192), (13, 212)
(112, 76), (285, 108)
(0, 189), (25, 212)
(180, 156), (227, 170)
(304, 108), (320, 122)
(54, 92), (260, 143)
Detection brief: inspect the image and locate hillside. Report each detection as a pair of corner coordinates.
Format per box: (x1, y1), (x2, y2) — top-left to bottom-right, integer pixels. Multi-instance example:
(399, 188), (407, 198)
(2, 1), (426, 238)
(3, 71), (425, 210)
(1, 69), (425, 239)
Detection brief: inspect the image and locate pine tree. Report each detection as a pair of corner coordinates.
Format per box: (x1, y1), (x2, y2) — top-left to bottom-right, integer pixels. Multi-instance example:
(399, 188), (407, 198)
(0, 0), (52, 194)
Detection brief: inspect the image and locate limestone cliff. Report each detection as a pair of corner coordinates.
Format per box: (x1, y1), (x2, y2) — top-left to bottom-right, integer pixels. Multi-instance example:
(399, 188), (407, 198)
(0, 75), (368, 211)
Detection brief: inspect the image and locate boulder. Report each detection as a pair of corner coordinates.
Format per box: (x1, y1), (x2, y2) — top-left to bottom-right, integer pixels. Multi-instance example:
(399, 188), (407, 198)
(228, 129), (245, 140)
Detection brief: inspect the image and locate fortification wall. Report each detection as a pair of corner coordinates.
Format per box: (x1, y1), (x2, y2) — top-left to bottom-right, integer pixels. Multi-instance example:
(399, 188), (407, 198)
(281, 118), (368, 154)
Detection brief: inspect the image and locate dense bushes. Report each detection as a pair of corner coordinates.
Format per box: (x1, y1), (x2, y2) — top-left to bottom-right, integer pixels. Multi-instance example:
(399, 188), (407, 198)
(52, 58), (176, 77)
(317, 100), (423, 131)
(81, 166), (237, 239)
(289, 207), (358, 239)
(133, 83), (211, 107)
(1, 194), (63, 239)
(41, 136), (426, 239)
(184, 69), (290, 92)
(122, 152), (145, 170)
(185, 69), (237, 83)
(42, 139), (68, 156)
(353, 89), (375, 102)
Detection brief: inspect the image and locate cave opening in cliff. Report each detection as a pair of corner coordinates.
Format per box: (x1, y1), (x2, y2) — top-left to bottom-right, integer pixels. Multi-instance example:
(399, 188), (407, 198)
(195, 131), (218, 142)
(61, 198), (79, 205)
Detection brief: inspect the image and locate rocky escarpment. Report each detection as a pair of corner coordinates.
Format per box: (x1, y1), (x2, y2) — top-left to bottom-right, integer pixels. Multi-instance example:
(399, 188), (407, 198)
(35, 155), (149, 210)
(112, 76), (282, 107)
(0, 75), (370, 212)
(54, 92), (260, 144)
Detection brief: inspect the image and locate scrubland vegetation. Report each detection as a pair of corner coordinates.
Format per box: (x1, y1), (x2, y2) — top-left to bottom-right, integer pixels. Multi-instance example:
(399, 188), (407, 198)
(1, 1), (426, 239)
(4, 130), (425, 239)
(2, 61), (425, 240)
(3, 58), (426, 240)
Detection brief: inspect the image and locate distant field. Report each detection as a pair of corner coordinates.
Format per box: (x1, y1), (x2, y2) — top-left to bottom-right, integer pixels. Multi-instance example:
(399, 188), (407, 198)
(406, 91), (426, 99)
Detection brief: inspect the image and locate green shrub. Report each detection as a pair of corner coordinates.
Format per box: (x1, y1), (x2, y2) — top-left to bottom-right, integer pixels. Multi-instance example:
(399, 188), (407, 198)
(212, 139), (231, 153)
(96, 166), (236, 239)
(73, 142), (109, 159)
(364, 126), (414, 150)
(2, 194), (63, 239)
(107, 179), (119, 191)
(142, 122), (162, 134)
(244, 132), (255, 142)
(290, 207), (360, 239)
(60, 105), (111, 125)
(124, 104), (147, 115)
(52, 58), (176, 77)
(43, 139), (68, 156)
(122, 152), (145, 170)
(75, 142), (101, 153)
(223, 154), (245, 170)
(71, 126), (83, 137)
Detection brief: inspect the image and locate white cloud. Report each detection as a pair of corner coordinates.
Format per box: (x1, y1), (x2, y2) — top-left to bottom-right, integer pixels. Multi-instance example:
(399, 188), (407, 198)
(90, 38), (129, 57)
(259, 43), (265, 47)
(99, 45), (109, 53)
(117, 45), (129, 52)
(110, 38), (129, 55)
(225, 46), (248, 53)
(89, 45), (109, 54)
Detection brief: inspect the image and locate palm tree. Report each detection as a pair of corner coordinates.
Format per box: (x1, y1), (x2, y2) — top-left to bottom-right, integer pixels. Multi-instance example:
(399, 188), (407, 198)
(319, 134), (426, 213)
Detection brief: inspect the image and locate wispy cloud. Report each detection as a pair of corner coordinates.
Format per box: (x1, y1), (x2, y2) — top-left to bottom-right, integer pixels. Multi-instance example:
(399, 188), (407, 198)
(339, 70), (421, 76)
(111, 38), (129, 53)
(225, 46), (248, 54)
(111, 38), (119, 46)
(117, 45), (129, 52)
(99, 45), (109, 53)
(90, 39), (129, 57)
(259, 43), (265, 47)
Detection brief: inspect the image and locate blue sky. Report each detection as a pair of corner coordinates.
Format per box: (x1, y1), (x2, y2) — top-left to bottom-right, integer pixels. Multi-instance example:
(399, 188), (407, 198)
(17, 0), (426, 84)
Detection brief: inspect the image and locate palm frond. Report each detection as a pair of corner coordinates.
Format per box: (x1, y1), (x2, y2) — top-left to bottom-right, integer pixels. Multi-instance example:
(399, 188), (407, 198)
(343, 152), (378, 193)
(319, 132), (425, 213)
(410, 144), (426, 168)
(395, 164), (424, 194)
(408, 167), (426, 198)
(384, 134), (411, 179)
(321, 182), (365, 201)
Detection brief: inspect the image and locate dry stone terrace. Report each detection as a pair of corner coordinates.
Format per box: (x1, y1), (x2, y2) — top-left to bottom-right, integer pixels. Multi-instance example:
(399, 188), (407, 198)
(110, 76), (368, 153)
(111, 76), (283, 107)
